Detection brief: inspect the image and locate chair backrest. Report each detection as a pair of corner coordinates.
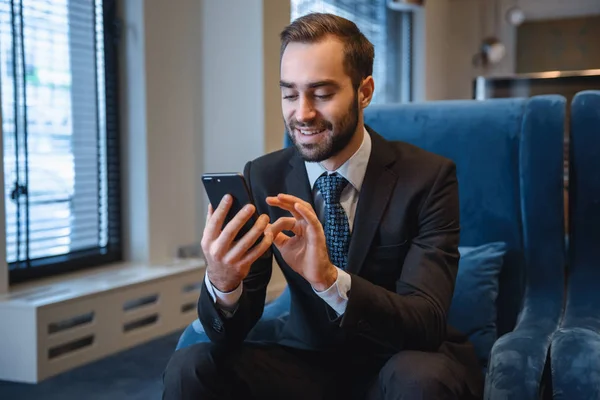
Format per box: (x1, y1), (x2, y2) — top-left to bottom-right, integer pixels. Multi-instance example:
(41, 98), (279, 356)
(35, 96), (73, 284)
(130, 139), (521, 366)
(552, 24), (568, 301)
(283, 96), (566, 336)
(567, 90), (600, 317)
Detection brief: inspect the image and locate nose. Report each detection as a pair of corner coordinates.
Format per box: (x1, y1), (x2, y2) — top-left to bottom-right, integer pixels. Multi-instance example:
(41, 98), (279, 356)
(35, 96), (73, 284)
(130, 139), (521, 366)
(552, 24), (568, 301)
(295, 96), (316, 124)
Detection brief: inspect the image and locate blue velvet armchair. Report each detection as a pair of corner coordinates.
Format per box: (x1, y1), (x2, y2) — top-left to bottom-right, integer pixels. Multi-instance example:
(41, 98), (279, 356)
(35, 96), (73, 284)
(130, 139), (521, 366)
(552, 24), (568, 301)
(481, 96), (566, 400)
(550, 91), (600, 400)
(177, 96), (567, 399)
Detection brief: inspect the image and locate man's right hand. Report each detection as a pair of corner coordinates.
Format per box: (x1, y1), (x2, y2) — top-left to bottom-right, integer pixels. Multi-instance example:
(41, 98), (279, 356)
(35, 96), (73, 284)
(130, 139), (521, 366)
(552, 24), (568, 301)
(201, 194), (273, 293)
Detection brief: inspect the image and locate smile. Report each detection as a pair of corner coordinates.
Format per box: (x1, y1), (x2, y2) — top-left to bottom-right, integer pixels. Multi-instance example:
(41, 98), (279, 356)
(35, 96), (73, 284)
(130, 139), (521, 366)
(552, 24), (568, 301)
(297, 128), (326, 136)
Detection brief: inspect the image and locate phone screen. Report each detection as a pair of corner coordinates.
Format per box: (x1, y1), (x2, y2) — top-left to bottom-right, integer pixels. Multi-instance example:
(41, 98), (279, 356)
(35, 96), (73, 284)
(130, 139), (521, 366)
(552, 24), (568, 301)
(202, 173), (257, 240)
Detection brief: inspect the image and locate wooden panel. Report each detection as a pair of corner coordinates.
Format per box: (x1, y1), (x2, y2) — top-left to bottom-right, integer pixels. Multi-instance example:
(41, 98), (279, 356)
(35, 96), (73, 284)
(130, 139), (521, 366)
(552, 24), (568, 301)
(517, 15), (600, 73)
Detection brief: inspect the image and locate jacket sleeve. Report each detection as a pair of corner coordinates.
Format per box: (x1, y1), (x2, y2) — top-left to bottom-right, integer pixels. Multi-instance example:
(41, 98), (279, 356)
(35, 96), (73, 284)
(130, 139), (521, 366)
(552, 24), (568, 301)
(340, 160), (460, 352)
(197, 160), (273, 346)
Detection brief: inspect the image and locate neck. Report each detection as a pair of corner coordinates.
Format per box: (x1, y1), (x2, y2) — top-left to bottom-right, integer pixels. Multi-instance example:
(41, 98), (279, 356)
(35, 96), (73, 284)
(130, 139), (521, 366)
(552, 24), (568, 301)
(320, 123), (365, 171)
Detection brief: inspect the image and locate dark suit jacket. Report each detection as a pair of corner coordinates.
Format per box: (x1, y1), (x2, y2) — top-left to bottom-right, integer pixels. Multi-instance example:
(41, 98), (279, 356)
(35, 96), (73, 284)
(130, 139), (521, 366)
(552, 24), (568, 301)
(198, 128), (482, 394)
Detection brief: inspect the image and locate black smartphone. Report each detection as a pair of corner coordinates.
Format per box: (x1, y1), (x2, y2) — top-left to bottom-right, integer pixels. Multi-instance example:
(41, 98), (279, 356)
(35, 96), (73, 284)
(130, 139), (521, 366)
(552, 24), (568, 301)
(201, 172), (258, 240)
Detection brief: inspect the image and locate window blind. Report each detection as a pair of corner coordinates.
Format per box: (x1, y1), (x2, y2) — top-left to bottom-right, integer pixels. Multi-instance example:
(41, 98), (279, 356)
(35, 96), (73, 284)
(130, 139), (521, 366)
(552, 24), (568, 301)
(0, 0), (121, 284)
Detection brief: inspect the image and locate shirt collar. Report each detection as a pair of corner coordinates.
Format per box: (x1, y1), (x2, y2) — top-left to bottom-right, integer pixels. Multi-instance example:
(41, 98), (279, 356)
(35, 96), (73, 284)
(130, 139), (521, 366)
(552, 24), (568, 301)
(305, 127), (372, 192)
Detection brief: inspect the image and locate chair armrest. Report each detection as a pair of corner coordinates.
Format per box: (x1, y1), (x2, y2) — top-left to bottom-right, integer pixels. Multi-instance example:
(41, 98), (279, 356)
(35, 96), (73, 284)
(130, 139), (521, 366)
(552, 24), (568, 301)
(484, 295), (562, 400)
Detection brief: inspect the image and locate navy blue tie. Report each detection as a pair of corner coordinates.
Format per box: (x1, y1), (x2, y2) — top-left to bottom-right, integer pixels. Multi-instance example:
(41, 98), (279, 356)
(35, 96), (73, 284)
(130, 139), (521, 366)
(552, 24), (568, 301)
(315, 173), (351, 270)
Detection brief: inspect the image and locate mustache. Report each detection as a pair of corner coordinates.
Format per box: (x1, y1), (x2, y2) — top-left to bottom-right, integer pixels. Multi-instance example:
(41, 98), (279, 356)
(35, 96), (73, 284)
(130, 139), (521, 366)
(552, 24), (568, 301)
(288, 120), (332, 131)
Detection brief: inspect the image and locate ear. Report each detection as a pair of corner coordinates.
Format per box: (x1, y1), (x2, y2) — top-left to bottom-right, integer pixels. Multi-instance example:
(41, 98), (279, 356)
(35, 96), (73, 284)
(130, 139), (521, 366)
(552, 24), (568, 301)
(357, 76), (374, 109)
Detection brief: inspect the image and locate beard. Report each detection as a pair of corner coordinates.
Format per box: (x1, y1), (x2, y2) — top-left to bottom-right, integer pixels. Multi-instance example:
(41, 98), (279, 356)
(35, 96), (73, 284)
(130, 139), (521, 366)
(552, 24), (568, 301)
(285, 94), (359, 162)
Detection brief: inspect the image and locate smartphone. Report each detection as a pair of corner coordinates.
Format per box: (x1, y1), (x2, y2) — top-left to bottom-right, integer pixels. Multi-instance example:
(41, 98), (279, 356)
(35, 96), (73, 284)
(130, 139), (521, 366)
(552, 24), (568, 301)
(201, 172), (258, 241)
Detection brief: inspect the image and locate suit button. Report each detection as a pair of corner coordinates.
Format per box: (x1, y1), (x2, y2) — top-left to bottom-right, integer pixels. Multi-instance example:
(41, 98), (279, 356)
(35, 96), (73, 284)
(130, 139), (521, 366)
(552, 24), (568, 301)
(357, 320), (370, 332)
(212, 318), (223, 333)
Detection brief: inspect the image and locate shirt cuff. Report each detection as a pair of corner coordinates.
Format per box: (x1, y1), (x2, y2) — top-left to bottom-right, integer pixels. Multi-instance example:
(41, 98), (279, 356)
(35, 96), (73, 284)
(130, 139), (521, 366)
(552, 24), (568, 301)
(204, 272), (242, 317)
(312, 267), (351, 316)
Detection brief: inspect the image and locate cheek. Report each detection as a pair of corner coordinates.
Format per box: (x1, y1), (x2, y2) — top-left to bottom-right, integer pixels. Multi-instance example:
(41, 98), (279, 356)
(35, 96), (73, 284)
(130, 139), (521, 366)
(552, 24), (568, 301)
(321, 105), (344, 125)
(324, 95), (355, 122)
(281, 103), (294, 121)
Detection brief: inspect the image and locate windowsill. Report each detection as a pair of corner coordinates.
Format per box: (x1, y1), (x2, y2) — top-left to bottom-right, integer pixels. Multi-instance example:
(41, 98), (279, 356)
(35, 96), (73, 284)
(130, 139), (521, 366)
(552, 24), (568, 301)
(0, 258), (206, 308)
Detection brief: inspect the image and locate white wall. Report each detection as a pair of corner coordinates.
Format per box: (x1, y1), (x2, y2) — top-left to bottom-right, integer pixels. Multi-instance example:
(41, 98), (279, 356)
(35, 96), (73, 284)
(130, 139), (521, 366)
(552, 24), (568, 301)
(197, 0), (289, 235)
(0, 93), (5, 294)
(120, 0), (289, 301)
(263, 0), (290, 155)
(120, 0), (149, 263)
(144, 0), (202, 263)
(200, 0), (265, 177)
(120, 0), (202, 264)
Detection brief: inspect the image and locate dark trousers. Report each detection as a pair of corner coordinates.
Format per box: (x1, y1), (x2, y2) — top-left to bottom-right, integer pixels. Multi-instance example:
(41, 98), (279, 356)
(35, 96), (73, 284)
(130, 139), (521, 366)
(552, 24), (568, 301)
(162, 341), (480, 400)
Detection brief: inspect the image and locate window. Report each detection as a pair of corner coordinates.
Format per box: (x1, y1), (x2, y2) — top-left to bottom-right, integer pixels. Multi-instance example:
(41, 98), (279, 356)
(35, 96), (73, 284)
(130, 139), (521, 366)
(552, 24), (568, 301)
(291, 0), (414, 104)
(0, 0), (121, 284)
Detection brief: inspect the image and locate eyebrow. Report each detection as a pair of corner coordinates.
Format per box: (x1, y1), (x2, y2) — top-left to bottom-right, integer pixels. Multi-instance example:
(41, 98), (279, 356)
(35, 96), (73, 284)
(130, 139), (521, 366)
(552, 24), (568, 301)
(279, 80), (340, 89)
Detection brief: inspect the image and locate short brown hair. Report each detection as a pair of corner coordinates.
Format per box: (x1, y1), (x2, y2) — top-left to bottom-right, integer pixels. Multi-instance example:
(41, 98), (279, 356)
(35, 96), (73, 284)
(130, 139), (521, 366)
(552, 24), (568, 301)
(280, 13), (374, 89)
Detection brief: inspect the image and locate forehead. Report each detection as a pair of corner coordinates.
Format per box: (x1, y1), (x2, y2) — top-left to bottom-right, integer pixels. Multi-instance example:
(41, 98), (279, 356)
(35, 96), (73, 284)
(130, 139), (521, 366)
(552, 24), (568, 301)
(280, 37), (349, 86)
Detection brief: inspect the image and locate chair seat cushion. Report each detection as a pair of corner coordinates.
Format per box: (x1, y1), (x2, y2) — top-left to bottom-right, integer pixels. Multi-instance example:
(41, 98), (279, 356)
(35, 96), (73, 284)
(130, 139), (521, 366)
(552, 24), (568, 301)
(175, 289), (291, 351)
(551, 327), (600, 400)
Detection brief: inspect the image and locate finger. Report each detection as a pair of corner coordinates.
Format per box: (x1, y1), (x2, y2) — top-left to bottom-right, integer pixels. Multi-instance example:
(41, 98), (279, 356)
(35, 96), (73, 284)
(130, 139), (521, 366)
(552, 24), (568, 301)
(276, 193), (312, 211)
(294, 202), (323, 234)
(267, 194), (306, 209)
(239, 231), (274, 266)
(203, 204), (213, 231)
(272, 194), (314, 218)
(203, 204), (212, 237)
(265, 217), (299, 249)
(273, 232), (291, 248)
(217, 203), (258, 249)
(266, 197), (303, 220)
(275, 197), (319, 227)
(205, 203), (214, 224)
(266, 217), (297, 237)
(226, 213), (270, 260)
(204, 195), (231, 240)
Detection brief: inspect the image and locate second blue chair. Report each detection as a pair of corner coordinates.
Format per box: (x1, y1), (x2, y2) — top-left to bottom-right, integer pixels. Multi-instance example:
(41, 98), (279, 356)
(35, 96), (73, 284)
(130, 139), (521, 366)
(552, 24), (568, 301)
(550, 90), (600, 399)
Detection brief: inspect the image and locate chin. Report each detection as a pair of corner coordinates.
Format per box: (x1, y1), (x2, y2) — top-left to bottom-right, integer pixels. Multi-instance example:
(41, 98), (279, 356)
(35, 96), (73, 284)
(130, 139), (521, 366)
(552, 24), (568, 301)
(298, 147), (324, 162)
(298, 143), (342, 163)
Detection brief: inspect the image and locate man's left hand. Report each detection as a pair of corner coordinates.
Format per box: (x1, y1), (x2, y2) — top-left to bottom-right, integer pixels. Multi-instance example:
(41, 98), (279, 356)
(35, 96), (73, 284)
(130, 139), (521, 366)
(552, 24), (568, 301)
(266, 194), (337, 291)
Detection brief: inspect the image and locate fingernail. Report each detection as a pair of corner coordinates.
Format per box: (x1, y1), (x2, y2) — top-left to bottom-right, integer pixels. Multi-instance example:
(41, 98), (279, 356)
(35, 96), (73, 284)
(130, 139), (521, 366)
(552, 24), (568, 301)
(244, 204), (253, 212)
(223, 194), (231, 203)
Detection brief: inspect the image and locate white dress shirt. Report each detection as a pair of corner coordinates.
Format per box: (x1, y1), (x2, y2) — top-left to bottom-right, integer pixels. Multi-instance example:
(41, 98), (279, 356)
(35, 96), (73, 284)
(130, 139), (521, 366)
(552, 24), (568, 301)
(205, 128), (372, 317)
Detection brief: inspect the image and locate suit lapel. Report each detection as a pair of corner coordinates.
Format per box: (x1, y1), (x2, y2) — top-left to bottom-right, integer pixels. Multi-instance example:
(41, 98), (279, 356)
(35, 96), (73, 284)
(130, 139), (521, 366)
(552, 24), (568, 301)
(285, 150), (315, 208)
(346, 128), (398, 275)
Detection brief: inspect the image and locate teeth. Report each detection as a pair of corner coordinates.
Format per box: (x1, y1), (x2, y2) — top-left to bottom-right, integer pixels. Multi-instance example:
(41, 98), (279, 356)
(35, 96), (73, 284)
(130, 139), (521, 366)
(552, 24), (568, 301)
(299, 129), (324, 136)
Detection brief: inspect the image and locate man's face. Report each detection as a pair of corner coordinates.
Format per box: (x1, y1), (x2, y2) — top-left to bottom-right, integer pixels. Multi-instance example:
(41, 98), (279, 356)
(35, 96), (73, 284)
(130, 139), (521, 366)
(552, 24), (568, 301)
(280, 37), (360, 162)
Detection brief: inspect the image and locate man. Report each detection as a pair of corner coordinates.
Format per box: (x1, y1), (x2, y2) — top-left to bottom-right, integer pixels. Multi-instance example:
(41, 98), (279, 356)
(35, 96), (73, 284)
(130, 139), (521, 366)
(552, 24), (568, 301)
(163, 13), (483, 400)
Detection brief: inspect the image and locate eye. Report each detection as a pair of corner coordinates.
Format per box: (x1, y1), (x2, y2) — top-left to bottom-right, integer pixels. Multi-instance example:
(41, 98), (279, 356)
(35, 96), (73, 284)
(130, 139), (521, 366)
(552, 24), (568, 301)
(314, 93), (333, 100)
(283, 94), (298, 101)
